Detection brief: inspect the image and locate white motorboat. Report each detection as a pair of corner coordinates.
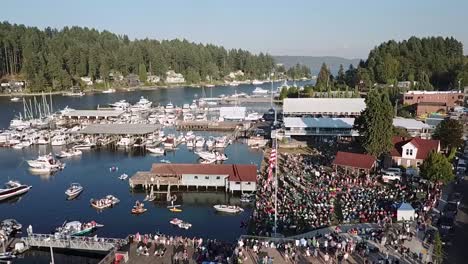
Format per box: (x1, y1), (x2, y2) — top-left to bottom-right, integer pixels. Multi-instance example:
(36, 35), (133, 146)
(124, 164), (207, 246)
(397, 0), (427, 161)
(170, 218), (183, 225)
(51, 135), (68, 146)
(195, 150), (228, 161)
(183, 113), (194, 121)
(213, 205), (244, 214)
(118, 174), (128, 180)
(63, 91), (85, 97)
(177, 221), (192, 230)
(189, 102), (198, 110)
(252, 80), (264, 85)
(12, 140), (32, 149)
(0, 181), (32, 201)
(147, 147), (165, 155)
(65, 183), (83, 199)
(195, 113), (207, 122)
(206, 138), (215, 148)
(10, 97), (21, 102)
(109, 100), (130, 110)
(56, 149), (82, 158)
(131, 96), (152, 111)
(165, 102), (175, 113)
(195, 137), (205, 148)
(160, 159), (171, 164)
(55, 221), (103, 236)
(102, 88), (116, 94)
(117, 137), (134, 148)
(9, 118), (30, 130)
(229, 81), (240, 87)
(252, 87), (269, 95)
(90, 195), (120, 210)
(245, 112), (263, 121)
(36, 136), (50, 145)
(27, 155), (64, 169)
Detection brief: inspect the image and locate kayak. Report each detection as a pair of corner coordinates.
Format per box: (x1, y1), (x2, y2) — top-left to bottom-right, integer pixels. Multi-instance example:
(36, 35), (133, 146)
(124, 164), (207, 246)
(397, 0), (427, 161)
(169, 207), (182, 212)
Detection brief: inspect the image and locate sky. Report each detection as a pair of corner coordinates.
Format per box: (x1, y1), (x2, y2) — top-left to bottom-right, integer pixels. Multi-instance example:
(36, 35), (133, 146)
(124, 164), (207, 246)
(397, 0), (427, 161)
(2, 0), (468, 59)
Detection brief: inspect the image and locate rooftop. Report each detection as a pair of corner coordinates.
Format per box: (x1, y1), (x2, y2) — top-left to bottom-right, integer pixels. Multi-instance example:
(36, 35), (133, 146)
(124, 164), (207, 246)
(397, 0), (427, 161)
(284, 117), (355, 128)
(283, 98), (366, 115)
(150, 163), (257, 182)
(75, 124), (160, 135)
(62, 109), (125, 117)
(393, 118), (430, 130)
(332, 151), (376, 170)
(405, 90), (463, 95)
(390, 137), (440, 159)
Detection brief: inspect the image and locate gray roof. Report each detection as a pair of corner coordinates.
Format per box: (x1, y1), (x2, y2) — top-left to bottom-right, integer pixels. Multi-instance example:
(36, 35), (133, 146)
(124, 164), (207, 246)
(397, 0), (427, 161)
(62, 110), (124, 117)
(75, 124), (160, 135)
(393, 118), (430, 130)
(283, 98), (366, 115)
(284, 117), (355, 128)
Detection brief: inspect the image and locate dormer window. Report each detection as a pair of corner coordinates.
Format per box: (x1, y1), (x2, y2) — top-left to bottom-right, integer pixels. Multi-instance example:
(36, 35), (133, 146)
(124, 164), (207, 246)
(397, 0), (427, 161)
(406, 149), (413, 156)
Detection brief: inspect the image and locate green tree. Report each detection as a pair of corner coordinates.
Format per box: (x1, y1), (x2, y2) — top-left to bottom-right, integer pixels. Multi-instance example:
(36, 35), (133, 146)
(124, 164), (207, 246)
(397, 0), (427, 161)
(316, 63), (331, 89)
(420, 151), (454, 184)
(354, 90), (394, 156)
(433, 119), (464, 151)
(433, 231), (443, 264)
(138, 63), (147, 83)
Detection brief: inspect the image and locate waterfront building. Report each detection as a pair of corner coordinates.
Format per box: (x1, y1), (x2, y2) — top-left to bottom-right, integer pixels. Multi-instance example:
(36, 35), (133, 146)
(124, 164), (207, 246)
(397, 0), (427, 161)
(80, 77), (93, 86)
(165, 70), (185, 84)
(130, 163), (257, 193)
(403, 90), (464, 116)
(386, 136), (440, 167)
(282, 98), (366, 117)
(283, 117), (357, 137)
(147, 75), (160, 83)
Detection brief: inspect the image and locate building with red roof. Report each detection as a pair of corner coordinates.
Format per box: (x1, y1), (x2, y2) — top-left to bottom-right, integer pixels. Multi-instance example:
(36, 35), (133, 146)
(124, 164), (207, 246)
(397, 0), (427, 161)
(386, 137), (440, 168)
(332, 151), (376, 174)
(129, 163), (257, 193)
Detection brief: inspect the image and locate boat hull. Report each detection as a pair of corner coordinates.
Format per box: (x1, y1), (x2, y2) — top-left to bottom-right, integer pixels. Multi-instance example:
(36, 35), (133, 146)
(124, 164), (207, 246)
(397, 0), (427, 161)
(0, 186), (31, 201)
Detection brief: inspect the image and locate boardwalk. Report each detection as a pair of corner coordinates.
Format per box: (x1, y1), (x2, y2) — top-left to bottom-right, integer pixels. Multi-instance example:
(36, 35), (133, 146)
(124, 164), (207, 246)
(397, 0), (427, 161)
(123, 242), (197, 264)
(23, 233), (126, 252)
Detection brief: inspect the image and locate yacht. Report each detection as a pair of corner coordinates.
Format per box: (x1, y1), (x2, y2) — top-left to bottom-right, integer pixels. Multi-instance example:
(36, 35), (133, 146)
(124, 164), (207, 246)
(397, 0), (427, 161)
(36, 136), (50, 145)
(182, 104), (190, 113)
(109, 100), (130, 110)
(195, 113), (207, 122)
(252, 87), (269, 95)
(131, 97), (152, 111)
(27, 154), (63, 170)
(213, 205), (244, 214)
(0, 181), (32, 201)
(165, 102), (175, 113)
(189, 102), (198, 110)
(65, 183), (84, 199)
(195, 137), (205, 148)
(183, 113), (194, 121)
(117, 137), (134, 148)
(51, 135), (68, 146)
(102, 88), (116, 94)
(12, 140), (32, 149)
(9, 118), (30, 130)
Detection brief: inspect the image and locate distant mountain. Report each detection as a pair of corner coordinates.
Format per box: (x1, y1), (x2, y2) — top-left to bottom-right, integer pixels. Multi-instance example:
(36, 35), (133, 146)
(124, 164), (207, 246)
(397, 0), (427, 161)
(274, 56), (361, 75)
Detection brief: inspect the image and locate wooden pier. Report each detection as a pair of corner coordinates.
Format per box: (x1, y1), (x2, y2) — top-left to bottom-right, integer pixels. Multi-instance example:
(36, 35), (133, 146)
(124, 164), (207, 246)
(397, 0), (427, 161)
(175, 121), (242, 131)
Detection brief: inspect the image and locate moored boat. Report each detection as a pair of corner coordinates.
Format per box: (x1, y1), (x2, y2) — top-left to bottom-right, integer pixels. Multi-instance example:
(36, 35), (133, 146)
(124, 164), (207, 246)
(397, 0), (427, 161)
(213, 205), (244, 214)
(0, 181), (32, 201)
(55, 220), (103, 236)
(65, 183), (83, 199)
(147, 147), (165, 155)
(56, 149), (82, 159)
(90, 195), (120, 210)
(131, 201), (147, 214)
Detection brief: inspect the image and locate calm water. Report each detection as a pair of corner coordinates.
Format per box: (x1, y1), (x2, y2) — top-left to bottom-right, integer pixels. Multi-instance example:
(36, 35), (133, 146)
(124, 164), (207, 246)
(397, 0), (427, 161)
(0, 81), (311, 263)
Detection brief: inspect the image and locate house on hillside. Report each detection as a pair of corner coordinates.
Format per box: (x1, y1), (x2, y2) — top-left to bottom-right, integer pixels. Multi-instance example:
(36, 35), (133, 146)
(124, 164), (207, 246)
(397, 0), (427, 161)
(165, 70), (185, 84)
(80, 77), (93, 86)
(386, 137), (440, 168)
(228, 70), (244, 80)
(126, 74), (140, 87)
(147, 75), (160, 84)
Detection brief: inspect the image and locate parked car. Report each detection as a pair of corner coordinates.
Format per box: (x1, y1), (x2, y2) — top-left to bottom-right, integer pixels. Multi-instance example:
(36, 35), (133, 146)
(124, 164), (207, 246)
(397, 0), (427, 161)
(448, 192), (462, 207)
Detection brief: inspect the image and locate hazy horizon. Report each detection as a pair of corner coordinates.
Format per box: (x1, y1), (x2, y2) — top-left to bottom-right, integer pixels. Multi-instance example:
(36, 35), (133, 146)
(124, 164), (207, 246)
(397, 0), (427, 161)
(2, 0), (468, 58)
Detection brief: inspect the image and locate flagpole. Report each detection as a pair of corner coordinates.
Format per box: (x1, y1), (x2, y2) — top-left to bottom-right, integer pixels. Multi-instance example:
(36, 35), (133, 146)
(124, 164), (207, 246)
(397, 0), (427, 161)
(274, 132), (278, 236)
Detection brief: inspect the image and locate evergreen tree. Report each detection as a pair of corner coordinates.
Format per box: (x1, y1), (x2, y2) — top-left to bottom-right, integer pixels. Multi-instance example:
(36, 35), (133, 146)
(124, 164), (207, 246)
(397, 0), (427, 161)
(138, 63), (147, 83)
(337, 64), (345, 85)
(433, 119), (464, 151)
(316, 63), (331, 89)
(420, 151), (454, 184)
(354, 90), (394, 156)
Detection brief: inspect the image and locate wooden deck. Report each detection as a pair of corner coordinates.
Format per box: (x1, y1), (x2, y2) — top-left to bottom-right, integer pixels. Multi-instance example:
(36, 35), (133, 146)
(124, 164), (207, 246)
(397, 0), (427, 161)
(129, 172), (180, 188)
(123, 242), (197, 264)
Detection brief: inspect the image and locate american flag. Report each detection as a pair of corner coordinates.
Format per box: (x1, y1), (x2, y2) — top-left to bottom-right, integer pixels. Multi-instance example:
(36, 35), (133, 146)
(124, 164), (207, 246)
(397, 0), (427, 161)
(267, 147), (277, 185)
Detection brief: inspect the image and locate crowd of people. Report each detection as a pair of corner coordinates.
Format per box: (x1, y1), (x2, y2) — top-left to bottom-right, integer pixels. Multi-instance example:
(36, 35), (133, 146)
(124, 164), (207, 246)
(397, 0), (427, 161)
(128, 232), (233, 263)
(253, 147), (442, 237)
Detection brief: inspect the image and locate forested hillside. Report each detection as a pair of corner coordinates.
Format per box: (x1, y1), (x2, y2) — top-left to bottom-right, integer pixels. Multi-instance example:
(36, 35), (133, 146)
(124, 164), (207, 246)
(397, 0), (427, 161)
(0, 22), (275, 91)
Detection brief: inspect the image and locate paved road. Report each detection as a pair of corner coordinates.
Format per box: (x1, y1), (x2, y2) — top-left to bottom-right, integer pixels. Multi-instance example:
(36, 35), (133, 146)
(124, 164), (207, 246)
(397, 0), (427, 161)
(445, 176), (468, 264)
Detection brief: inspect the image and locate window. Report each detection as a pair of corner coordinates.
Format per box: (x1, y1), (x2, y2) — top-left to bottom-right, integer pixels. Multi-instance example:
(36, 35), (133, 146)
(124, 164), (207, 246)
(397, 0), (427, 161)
(194, 176), (198, 179)
(405, 149), (413, 156)
(246, 182), (252, 185)
(216, 176), (220, 180)
(235, 182), (241, 185)
(205, 176), (209, 180)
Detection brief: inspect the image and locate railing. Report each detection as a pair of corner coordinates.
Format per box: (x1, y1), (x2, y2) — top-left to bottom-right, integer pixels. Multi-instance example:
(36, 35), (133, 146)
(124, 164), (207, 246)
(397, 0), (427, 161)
(23, 233), (127, 252)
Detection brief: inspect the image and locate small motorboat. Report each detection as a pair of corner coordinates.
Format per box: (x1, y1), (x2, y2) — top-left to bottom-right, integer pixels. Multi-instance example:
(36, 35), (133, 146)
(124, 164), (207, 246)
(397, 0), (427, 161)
(90, 195), (120, 210)
(170, 218), (183, 225)
(0, 252), (16, 260)
(177, 221), (192, 230)
(143, 194), (156, 202)
(213, 205), (244, 214)
(65, 183), (83, 199)
(131, 201), (147, 214)
(10, 97), (21, 102)
(55, 220), (103, 236)
(56, 149), (82, 159)
(118, 174), (128, 180)
(169, 207), (182, 213)
(0, 181), (32, 201)
(147, 147), (165, 155)
(160, 159), (171, 164)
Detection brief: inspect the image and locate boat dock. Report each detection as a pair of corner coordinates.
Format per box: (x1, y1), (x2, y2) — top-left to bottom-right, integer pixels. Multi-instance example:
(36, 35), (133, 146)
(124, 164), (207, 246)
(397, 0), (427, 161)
(223, 97), (281, 104)
(72, 124), (161, 136)
(175, 121), (242, 131)
(22, 233), (126, 252)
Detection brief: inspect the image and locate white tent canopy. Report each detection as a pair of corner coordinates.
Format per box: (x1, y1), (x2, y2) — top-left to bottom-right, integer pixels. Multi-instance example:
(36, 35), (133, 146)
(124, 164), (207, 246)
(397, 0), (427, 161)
(397, 203), (415, 221)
